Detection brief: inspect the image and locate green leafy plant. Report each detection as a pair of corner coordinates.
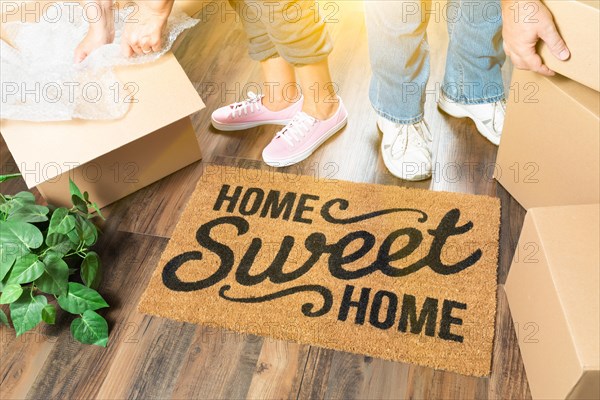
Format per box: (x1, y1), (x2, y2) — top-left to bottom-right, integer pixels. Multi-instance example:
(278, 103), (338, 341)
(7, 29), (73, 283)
(0, 175), (109, 346)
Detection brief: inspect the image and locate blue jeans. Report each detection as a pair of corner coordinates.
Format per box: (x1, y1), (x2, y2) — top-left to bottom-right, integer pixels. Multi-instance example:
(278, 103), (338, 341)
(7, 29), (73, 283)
(365, 0), (506, 124)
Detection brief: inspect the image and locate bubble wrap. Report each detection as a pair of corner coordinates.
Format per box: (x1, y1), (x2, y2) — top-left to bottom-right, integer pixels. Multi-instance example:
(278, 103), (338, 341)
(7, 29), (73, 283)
(0, 4), (198, 122)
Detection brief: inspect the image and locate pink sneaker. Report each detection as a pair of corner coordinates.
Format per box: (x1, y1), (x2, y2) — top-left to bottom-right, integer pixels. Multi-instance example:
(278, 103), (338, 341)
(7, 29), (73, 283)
(262, 97), (348, 167)
(211, 92), (303, 131)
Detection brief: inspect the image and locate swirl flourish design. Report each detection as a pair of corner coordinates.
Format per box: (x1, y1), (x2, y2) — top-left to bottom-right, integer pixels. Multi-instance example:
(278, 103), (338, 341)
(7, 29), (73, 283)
(219, 284), (333, 317)
(321, 198), (428, 224)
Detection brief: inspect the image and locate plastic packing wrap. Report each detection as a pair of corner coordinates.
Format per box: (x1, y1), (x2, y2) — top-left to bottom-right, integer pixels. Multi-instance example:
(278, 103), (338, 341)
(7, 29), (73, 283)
(0, 3), (198, 122)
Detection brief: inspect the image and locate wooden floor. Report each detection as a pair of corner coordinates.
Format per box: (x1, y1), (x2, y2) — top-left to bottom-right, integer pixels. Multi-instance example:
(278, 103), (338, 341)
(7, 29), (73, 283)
(1, 2), (532, 399)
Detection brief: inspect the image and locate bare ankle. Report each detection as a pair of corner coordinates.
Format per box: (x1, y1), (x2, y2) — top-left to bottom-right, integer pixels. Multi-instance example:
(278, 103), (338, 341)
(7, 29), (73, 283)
(263, 97), (298, 112)
(303, 100), (339, 120)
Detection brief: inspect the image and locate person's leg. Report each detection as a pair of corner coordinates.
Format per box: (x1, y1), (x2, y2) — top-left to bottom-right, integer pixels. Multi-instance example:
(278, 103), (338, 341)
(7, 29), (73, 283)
(212, 1), (303, 131)
(442, 0), (505, 103)
(295, 59), (338, 120)
(230, 0), (298, 111)
(260, 57), (299, 112)
(74, 0), (115, 63)
(365, 0), (431, 124)
(260, 1), (347, 167)
(263, 1), (337, 120)
(365, 0), (433, 182)
(439, 0), (506, 144)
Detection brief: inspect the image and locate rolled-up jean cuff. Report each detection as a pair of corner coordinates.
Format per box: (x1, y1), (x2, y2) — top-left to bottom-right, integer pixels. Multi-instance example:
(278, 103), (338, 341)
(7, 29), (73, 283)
(248, 47), (280, 62)
(276, 34), (333, 66)
(373, 106), (423, 125)
(441, 89), (505, 105)
(286, 52), (332, 66)
(249, 49), (331, 66)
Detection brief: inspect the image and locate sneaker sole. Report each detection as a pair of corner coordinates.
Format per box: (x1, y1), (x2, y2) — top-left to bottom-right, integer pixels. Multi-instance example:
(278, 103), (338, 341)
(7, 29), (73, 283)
(211, 118), (291, 131)
(263, 116), (348, 167)
(437, 98), (500, 146)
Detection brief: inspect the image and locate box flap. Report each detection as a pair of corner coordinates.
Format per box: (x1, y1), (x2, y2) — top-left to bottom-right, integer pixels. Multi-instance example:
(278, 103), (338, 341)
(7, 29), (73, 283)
(540, 0), (600, 91)
(0, 52), (204, 188)
(549, 74), (600, 118)
(530, 204), (600, 369)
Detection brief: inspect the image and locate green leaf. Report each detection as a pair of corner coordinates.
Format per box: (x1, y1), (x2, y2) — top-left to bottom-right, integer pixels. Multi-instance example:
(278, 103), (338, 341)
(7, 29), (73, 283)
(35, 252), (68, 296)
(0, 283), (23, 304)
(7, 254), (44, 284)
(90, 202), (105, 220)
(48, 208), (76, 235)
(69, 179), (84, 200)
(57, 282), (108, 314)
(6, 204), (49, 223)
(67, 219), (84, 246)
(72, 195), (88, 214)
(9, 291), (47, 336)
(81, 251), (101, 289)
(0, 173), (22, 183)
(12, 191), (36, 204)
(0, 309), (8, 326)
(0, 221), (44, 253)
(45, 233), (73, 257)
(79, 216), (98, 246)
(41, 304), (56, 324)
(71, 310), (108, 347)
(0, 251), (16, 281)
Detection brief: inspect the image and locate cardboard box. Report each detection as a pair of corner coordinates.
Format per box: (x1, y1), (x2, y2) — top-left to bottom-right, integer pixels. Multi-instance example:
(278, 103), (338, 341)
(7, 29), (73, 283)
(495, 69), (599, 209)
(0, 52), (204, 208)
(504, 204), (600, 400)
(539, 0), (600, 92)
(0, 2), (205, 208)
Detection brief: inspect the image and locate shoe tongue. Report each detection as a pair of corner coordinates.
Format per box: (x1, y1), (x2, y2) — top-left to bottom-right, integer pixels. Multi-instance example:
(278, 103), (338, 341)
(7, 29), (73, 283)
(230, 93), (262, 110)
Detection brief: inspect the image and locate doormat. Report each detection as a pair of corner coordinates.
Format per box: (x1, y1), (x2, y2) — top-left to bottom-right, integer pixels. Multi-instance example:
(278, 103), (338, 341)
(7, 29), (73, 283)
(139, 168), (500, 376)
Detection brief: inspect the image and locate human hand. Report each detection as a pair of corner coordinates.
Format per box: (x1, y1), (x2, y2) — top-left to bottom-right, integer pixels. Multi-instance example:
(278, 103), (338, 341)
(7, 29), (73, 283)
(74, 0), (115, 63)
(120, 0), (174, 57)
(501, 0), (570, 76)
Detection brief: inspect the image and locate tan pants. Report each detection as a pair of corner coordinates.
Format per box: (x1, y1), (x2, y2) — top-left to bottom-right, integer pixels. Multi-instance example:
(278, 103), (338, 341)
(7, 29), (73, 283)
(228, 0), (333, 65)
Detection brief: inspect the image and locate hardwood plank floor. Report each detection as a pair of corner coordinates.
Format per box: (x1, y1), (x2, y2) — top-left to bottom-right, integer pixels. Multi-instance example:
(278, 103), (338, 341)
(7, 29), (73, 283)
(1, 2), (531, 399)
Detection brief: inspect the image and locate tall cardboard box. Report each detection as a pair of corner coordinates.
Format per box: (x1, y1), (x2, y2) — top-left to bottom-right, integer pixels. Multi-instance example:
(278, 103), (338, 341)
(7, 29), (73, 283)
(495, 69), (599, 209)
(539, 0), (600, 91)
(0, 1), (205, 208)
(505, 204), (600, 400)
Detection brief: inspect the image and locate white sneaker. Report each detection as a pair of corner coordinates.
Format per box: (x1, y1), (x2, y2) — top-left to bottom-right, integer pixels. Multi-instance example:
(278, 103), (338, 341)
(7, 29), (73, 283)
(437, 92), (506, 146)
(378, 116), (433, 181)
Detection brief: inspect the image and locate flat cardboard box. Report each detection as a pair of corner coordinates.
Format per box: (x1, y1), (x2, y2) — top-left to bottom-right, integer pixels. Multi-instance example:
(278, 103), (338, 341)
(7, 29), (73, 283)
(0, 2), (205, 208)
(540, 1), (600, 92)
(504, 204), (599, 400)
(495, 69), (599, 209)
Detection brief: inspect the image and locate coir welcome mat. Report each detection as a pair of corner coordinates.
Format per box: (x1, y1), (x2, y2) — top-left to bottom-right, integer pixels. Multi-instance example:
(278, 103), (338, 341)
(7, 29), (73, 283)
(139, 168), (500, 376)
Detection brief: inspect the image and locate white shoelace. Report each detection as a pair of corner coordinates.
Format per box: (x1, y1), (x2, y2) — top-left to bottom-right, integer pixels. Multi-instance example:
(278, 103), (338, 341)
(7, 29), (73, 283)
(229, 91), (263, 119)
(391, 121), (433, 159)
(276, 112), (316, 147)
